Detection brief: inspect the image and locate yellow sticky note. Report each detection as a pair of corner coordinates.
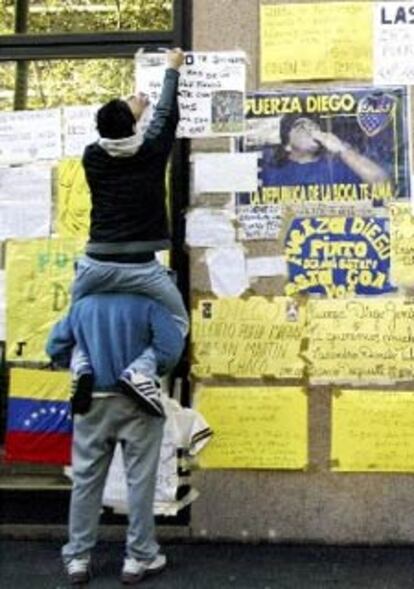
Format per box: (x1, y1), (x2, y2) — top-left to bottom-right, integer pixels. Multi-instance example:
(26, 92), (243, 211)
(332, 389), (414, 472)
(307, 298), (414, 382)
(6, 238), (84, 362)
(196, 386), (308, 469)
(10, 368), (71, 401)
(56, 158), (90, 238)
(191, 297), (305, 378)
(260, 3), (373, 82)
(390, 203), (414, 288)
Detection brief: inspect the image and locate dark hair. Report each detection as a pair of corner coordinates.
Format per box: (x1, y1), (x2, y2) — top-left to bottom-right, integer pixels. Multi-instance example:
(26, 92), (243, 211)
(272, 113), (323, 167)
(279, 113), (321, 147)
(96, 99), (135, 139)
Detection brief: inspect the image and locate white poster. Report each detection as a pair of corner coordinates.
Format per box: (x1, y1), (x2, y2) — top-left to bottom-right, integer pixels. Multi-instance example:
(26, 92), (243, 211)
(374, 2), (414, 84)
(62, 105), (100, 157)
(185, 208), (235, 247)
(193, 152), (259, 193)
(135, 51), (246, 138)
(0, 165), (52, 238)
(206, 246), (249, 297)
(0, 109), (61, 164)
(246, 256), (287, 278)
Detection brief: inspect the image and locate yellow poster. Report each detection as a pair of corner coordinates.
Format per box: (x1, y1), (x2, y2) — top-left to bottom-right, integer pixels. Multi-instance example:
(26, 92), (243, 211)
(390, 203), (414, 288)
(191, 297), (305, 378)
(56, 158), (90, 238)
(332, 389), (414, 472)
(260, 3), (373, 82)
(307, 298), (414, 383)
(6, 238), (84, 362)
(196, 386), (308, 469)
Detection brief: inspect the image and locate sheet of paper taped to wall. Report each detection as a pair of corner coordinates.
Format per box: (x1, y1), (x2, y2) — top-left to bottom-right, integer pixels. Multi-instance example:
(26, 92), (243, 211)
(374, 2), (414, 85)
(62, 105), (100, 157)
(0, 270), (6, 340)
(185, 208), (236, 247)
(205, 246), (249, 297)
(331, 389), (414, 472)
(0, 108), (62, 164)
(246, 256), (287, 278)
(191, 296), (305, 378)
(260, 2), (373, 82)
(56, 158), (91, 238)
(193, 152), (259, 193)
(0, 165), (52, 239)
(195, 386), (308, 469)
(389, 203), (414, 288)
(5, 238), (84, 362)
(306, 298), (414, 383)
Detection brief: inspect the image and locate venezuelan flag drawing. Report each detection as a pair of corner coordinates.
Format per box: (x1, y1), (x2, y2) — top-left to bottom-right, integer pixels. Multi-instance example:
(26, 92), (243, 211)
(5, 368), (72, 465)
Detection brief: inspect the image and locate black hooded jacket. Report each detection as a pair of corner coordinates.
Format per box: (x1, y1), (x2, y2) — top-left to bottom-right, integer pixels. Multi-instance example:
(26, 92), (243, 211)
(83, 68), (179, 258)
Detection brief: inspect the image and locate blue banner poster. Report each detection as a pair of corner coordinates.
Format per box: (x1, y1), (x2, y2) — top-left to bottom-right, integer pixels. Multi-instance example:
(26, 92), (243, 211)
(284, 216), (395, 297)
(236, 87), (410, 215)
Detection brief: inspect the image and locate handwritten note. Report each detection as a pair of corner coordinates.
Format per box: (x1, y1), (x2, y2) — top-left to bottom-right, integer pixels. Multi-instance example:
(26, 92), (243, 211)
(56, 158), (90, 238)
(196, 386), (307, 469)
(260, 3), (373, 82)
(191, 297), (305, 378)
(0, 109), (61, 163)
(374, 2), (414, 85)
(332, 389), (414, 471)
(136, 52), (246, 137)
(307, 298), (414, 383)
(390, 203), (414, 288)
(6, 238), (84, 362)
(237, 204), (284, 241)
(62, 105), (99, 157)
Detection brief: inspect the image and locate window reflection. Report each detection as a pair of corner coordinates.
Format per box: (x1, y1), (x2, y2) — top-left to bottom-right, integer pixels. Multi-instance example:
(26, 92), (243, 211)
(0, 0), (172, 35)
(0, 59), (135, 110)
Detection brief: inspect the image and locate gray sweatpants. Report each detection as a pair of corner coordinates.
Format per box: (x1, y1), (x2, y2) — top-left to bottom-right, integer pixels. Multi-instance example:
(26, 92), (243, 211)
(62, 395), (164, 563)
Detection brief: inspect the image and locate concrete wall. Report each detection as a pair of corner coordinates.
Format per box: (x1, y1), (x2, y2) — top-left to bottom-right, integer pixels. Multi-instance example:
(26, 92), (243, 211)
(188, 0), (414, 544)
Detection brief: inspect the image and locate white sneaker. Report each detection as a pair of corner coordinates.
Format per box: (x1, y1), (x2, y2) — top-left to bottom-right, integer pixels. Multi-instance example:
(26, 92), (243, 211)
(118, 371), (165, 417)
(65, 556), (91, 585)
(121, 553), (167, 584)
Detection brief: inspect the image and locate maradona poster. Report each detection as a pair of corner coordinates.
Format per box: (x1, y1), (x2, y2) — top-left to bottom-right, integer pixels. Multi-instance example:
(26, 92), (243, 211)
(236, 88), (411, 238)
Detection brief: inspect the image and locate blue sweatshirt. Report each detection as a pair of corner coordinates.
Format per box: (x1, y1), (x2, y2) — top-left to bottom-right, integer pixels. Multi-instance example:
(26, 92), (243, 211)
(46, 293), (184, 391)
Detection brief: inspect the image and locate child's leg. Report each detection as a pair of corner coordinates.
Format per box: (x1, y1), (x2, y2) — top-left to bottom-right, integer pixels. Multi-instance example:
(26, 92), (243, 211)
(72, 257), (189, 338)
(71, 257), (187, 415)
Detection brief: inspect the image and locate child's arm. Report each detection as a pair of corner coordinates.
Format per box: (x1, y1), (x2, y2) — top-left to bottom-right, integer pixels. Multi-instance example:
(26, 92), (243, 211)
(45, 314), (76, 368)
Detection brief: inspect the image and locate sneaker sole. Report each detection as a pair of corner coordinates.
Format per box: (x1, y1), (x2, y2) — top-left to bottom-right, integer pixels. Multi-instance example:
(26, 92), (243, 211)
(118, 377), (164, 417)
(68, 571), (91, 585)
(121, 562), (166, 585)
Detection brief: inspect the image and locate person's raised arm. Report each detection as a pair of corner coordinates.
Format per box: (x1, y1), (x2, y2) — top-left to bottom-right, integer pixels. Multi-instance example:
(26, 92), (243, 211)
(143, 48), (185, 154)
(312, 130), (390, 184)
